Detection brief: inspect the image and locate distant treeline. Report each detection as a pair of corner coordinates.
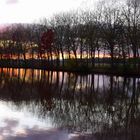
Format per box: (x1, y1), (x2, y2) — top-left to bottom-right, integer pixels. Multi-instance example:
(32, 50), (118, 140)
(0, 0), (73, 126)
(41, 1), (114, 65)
(0, 0), (140, 69)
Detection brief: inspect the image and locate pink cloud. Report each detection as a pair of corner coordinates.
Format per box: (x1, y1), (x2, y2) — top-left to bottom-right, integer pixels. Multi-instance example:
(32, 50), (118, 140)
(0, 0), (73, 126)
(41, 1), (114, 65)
(6, 0), (19, 4)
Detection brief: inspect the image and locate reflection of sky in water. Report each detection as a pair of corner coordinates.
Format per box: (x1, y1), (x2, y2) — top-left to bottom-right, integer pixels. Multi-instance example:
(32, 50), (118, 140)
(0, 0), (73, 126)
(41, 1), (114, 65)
(0, 68), (139, 140)
(0, 101), (70, 140)
(0, 100), (94, 140)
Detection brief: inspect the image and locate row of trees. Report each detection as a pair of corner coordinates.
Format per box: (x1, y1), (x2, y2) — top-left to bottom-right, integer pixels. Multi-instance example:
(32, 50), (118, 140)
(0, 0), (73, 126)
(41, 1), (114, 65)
(0, 0), (140, 69)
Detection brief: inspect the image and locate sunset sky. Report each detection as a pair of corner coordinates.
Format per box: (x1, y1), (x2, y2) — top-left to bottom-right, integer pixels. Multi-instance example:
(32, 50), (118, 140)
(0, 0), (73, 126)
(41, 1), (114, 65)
(0, 0), (96, 24)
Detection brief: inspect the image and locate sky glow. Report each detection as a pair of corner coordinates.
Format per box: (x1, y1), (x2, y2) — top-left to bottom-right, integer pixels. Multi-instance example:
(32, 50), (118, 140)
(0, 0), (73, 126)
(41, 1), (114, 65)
(0, 0), (96, 24)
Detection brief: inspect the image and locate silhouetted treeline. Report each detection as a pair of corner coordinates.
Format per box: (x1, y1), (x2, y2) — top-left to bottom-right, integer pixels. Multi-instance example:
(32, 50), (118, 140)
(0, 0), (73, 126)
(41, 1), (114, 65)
(0, 0), (140, 70)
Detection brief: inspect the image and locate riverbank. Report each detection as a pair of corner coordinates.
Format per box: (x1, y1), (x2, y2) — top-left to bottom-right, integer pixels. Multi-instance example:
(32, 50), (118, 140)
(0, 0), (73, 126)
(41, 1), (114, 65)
(0, 59), (140, 77)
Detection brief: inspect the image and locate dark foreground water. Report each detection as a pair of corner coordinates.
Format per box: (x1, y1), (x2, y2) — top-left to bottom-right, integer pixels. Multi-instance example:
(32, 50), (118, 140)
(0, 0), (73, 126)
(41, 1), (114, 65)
(0, 68), (139, 140)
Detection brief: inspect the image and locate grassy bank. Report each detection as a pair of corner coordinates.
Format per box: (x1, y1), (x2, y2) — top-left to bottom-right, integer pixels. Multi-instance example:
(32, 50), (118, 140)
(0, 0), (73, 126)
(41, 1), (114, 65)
(0, 59), (140, 77)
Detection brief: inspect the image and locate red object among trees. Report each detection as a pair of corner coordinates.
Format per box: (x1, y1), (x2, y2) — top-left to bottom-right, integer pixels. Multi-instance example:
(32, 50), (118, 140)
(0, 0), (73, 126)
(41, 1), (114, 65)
(12, 31), (22, 42)
(12, 32), (18, 42)
(3, 54), (10, 59)
(40, 29), (54, 50)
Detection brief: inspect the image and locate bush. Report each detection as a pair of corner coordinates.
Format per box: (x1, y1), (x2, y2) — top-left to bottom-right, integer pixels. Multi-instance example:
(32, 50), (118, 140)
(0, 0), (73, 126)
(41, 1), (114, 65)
(65, 59), (90, 72)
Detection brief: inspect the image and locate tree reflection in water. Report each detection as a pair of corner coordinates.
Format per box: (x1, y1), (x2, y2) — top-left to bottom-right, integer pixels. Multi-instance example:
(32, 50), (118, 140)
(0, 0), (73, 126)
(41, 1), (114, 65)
(0, 68), (140, 140)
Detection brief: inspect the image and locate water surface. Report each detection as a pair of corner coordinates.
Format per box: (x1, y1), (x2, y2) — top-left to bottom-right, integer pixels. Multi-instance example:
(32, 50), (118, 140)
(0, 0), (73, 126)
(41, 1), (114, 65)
(0, 68), (139, 140)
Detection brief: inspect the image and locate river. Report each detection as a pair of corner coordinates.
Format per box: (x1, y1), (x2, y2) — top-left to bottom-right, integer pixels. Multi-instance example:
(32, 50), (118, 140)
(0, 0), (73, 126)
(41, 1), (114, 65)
(0, 68), (139, 140)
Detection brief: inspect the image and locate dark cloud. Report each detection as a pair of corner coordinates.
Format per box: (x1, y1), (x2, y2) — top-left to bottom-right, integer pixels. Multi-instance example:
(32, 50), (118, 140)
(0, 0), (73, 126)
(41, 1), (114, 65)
(0, 118), (19, 136)
(0, 119), (68, 140)
(0, 118), (93, 140)
(6, 0), (19, 4)
(4, 127), (69, 140)
(3, 118), (19, 127)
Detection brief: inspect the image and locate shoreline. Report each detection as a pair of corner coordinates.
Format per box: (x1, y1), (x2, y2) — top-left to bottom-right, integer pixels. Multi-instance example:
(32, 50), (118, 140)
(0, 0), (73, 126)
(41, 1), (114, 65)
(0, 63), (140, 77)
